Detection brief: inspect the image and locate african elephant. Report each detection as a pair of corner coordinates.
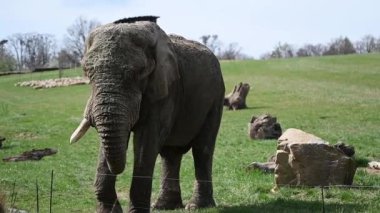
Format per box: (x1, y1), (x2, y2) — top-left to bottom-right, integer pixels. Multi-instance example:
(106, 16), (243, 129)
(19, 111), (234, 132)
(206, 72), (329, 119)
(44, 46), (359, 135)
(70, 16), (225, 213)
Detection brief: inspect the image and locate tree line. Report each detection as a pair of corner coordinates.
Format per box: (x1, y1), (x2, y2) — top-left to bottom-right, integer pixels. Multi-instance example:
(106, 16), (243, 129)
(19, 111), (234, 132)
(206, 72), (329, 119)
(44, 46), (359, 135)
(0, 16), (248, 72)
(1, 16), (380, 72)
(260, 35), (380, 60)
(0, 16), (100, 72)
(199, 34), (247, 60)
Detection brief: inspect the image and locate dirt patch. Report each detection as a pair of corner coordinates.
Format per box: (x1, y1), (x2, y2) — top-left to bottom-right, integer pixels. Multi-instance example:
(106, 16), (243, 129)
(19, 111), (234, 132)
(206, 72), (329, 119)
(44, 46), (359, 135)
(14, 132), (39, 140)
(15, 77), (89, 89)
(3, 148), (57, 162)
(365, 168), (380, 175)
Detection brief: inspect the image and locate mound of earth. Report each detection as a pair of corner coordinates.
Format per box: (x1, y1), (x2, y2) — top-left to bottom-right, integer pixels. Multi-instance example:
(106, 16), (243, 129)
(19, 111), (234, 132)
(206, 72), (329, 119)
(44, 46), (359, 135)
(3, 148), (57, 162)
(15, 77), (89, 89)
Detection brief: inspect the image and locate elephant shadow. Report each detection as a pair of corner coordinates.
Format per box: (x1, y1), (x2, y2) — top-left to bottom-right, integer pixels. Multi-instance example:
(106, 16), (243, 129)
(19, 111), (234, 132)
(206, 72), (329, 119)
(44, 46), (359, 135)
(217, 199), (362, 213)
(246, 105), (271, 110)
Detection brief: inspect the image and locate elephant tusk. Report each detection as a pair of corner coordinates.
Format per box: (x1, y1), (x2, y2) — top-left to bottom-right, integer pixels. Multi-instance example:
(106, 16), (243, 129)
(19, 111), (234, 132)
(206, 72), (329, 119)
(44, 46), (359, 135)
(70, 118), (91, 144)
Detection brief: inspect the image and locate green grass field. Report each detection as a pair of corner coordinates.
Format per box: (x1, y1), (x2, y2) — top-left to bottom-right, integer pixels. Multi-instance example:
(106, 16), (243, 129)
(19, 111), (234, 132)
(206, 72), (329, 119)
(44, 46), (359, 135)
(1, 54), (379, 212)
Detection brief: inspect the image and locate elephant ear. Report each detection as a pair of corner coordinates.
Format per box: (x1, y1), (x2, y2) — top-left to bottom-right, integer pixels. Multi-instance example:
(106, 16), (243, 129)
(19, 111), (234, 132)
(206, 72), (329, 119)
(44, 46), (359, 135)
(145, 32), (180, 102)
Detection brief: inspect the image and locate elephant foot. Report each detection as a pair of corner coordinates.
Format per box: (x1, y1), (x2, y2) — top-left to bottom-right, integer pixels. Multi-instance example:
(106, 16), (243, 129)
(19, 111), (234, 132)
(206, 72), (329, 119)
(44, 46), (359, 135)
(97, 200), (123, 213)
(128, 206), (151, 213)
(185, 197), (216, 210)
(152, 190), (184, 210)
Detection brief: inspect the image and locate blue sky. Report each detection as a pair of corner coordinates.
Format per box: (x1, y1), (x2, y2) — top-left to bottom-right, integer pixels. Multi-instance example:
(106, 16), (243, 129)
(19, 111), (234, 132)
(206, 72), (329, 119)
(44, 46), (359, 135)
(1, 0), (380, 58)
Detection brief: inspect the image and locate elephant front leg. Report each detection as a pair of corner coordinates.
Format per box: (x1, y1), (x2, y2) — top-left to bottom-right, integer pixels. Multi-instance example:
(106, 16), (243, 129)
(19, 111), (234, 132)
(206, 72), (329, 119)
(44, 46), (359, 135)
(129, 157), (157, 213)
(128, 131), (159, 213)
(152, 146), (184, 210)
(94, 149), (123, 213)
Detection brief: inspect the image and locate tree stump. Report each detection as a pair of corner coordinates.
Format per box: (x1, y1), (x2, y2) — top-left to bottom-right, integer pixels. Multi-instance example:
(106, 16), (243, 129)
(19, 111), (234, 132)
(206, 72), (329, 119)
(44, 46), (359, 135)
(224, 82), (250, 110)
(248, 114), (282, 139)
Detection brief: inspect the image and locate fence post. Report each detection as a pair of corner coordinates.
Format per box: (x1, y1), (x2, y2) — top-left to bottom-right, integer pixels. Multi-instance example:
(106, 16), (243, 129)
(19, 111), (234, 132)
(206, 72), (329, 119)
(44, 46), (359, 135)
(10, 181), (17, 209)
(50, 170), (54, 213)
(36, 180), (39, 213)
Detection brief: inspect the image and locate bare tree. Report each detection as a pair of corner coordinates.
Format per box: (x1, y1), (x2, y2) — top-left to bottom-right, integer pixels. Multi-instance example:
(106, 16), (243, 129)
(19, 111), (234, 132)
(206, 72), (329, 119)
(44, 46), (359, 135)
(57, 48), (79, 68)
(376, 37), (380, 52)
(200, 34), (221, 55)
(219, 43), (243, 60)
(199, 35), (246, 60)
(64, 16), (101, 63)
(312, 44), (327, 56)
(296, 44), (326, 57)
(355, 40), (366, 54)
(7, 34), (26, 70)
(269, 42), (295, 59)
(361, 35), (377, 53)
(0, 40), (7, 57)
(7, 33), (56, 70)
(24, 33), (56, 70)
(296, 47), (310, 57)
(0, 39), (16, 72)
(324, 37), (356, 55)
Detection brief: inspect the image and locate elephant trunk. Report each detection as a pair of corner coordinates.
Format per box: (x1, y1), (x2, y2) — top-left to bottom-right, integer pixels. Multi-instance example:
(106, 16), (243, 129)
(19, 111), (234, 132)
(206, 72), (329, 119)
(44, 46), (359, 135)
(98, 126), (129, 175)
(93, 89), (134, 175)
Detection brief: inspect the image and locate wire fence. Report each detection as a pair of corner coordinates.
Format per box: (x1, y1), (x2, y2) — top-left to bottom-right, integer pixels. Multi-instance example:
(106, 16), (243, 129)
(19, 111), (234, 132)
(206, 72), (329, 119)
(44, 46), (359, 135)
(2, 169), (379, 213)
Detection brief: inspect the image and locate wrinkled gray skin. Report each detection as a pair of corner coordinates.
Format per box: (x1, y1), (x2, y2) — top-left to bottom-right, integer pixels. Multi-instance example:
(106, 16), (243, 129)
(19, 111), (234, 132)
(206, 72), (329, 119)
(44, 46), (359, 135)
(77, 20), (224, 213)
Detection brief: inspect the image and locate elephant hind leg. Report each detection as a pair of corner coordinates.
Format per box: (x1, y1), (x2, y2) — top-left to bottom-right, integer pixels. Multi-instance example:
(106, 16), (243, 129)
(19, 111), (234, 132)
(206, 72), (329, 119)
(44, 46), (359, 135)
(152, 146), (184, 210)
(94, 148), (123, 213)
(186, 103), (222, 210)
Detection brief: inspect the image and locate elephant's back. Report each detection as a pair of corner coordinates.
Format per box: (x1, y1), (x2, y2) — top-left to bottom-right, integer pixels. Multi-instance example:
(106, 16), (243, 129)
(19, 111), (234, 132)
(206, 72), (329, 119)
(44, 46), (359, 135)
(165, 35), (225, 146)
(169, 34), (223, 87)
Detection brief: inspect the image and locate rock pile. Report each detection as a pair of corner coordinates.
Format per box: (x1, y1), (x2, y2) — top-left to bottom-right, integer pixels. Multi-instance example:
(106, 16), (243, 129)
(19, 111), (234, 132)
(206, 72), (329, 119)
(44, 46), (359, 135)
(15, 77), (89, 89)
(275, 128), (357, 187)
(248, 114), (282, 139)
(248, 128), (357, 187)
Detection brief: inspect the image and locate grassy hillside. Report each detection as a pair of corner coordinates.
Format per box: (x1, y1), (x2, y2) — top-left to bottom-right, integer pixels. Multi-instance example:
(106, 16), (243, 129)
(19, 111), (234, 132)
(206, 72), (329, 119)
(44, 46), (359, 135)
(0, 54), (379, 212)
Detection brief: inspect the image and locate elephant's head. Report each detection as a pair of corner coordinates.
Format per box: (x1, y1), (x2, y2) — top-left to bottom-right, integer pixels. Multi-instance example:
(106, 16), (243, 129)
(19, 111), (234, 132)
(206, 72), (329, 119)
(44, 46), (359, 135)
(70, 17), (179, 174)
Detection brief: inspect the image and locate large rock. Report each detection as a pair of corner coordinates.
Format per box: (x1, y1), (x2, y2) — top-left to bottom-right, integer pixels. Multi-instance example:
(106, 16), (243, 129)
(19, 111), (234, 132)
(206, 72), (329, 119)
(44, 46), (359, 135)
(275, 128), (357, 187)
(248, 114), (282, 139)
(277, 128), (324, 148)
